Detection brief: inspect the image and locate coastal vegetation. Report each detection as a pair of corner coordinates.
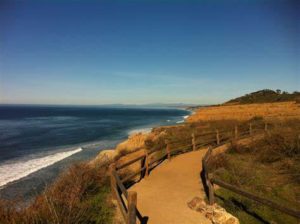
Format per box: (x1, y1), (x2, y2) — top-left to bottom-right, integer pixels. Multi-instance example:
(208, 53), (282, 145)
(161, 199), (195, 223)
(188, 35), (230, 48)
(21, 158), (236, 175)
(1, 0), (298, 221)
(0, 163), (114, 224)
(185, 91), (300, 223)
(185, 90), (300, 223)
(225, 89), (300, 105)
(207, 119), (300, 223)
(187, 101), (300, 122)
(0, 90), (299, 223)
(111, 111), (300, 223)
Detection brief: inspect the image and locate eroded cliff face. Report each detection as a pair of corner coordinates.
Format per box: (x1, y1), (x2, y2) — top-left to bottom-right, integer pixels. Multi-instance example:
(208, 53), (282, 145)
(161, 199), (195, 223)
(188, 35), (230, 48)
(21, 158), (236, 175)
(91, 129), (170, 183)
(91, 132), (151, 167)
(92, 127), (170, 162)
(115, 133), (148, 154)
(91, 149), (117, 166)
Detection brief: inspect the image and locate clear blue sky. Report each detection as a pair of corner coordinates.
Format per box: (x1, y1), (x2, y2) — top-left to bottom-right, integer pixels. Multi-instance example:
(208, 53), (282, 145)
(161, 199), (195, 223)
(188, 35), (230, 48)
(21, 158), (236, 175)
(0, 0), (299, 105)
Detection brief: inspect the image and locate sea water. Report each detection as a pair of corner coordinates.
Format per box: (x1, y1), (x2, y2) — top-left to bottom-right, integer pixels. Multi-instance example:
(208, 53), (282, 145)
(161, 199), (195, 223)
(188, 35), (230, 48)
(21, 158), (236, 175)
(0, 105), (188, 200)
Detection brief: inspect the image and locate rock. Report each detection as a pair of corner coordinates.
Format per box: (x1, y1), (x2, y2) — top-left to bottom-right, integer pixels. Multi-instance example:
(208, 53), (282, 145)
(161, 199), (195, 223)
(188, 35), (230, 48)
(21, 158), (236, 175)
(187, 197), (202, 209)
(214, 210), (224, 219)
(225, 217), (239, 224)
(205, 211), (214, 220)
(196, 207), (206, 213)
(212, 209), (239, 224)
(187, 197), (206, 211)
(116, 133), (148, 153)
(90, 149), (116, 166)
(187, 197), (239, 224)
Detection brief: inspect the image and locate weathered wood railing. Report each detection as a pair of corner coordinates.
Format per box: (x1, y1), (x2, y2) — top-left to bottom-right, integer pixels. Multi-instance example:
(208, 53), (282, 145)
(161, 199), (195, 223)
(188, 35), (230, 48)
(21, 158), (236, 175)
(202, 145), (300, 219)
(110, 164), (136, 224)
(109, 121), (286, 223)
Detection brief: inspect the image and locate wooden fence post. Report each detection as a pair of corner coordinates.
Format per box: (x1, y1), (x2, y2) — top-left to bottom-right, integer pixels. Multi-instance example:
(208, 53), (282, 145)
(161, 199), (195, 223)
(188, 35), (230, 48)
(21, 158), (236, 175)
(249, 123), (252, 135)
(264, 122), (268, 132)
(144, 150), (149, 177)
(109, 163), (118, 206)
(216, 129), (220, 145)
(127, 191), (137, 224)
(192, 133), (196, 151)
(109, 164), (116, 190)
(208, 178), (215, 205)
(235, 125), (238, 139)
(203, 147), (215, 205)
(166, 144), (171, 161)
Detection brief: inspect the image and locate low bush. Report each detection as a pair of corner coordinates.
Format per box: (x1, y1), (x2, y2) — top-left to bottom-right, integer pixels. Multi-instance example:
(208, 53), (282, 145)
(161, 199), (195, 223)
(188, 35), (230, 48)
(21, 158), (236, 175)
(0, 163), (114, 224)
(209, 119), (300, 224)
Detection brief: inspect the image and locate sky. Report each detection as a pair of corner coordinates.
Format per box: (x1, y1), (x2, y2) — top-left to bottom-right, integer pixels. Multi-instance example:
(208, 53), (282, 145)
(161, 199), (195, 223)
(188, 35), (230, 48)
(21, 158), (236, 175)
(0, 0), (299, 105)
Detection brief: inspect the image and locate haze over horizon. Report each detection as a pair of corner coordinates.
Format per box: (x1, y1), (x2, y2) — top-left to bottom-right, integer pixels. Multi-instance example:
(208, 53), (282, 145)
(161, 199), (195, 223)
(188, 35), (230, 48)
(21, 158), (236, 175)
(1, 0), (299, 105)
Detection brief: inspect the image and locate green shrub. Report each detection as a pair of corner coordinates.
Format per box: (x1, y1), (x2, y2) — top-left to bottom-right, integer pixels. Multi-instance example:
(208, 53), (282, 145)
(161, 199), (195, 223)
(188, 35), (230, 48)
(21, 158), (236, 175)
(210, 120), (300, 223)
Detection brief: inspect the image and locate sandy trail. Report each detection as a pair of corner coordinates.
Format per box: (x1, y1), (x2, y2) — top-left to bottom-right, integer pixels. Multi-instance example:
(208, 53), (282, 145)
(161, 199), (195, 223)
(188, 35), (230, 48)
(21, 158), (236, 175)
(129, 149), (211, 224)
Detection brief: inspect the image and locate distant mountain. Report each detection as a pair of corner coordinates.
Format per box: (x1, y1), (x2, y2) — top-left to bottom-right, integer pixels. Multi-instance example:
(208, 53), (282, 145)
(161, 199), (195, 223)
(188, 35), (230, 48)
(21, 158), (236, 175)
(0, 103), (198, 109)
(91, 103), (198, 109)
(141, 103), (198, 108)
(225, 89), (300, 104)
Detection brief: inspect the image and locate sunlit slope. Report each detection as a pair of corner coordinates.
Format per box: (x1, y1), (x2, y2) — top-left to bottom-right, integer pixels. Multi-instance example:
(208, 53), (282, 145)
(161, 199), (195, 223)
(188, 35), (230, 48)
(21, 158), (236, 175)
(187, 101), (300, 122)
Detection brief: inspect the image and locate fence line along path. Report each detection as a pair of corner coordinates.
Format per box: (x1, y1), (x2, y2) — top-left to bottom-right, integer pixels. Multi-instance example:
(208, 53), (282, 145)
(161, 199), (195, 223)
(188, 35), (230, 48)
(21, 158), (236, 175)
(128, 148), (212, 224)
(110, 121), (300, 223)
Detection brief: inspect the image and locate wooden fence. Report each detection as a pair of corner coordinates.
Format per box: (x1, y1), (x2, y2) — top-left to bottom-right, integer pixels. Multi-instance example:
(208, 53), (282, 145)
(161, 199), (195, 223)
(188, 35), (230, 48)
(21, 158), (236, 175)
(202, 146), (300, 219)
(110, 164), (138, 224)
(109, 121), (299, 223)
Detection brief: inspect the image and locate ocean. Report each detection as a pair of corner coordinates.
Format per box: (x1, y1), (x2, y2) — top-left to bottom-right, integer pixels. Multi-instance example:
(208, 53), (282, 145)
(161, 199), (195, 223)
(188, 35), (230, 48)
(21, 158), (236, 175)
(0, 105), (189, 200)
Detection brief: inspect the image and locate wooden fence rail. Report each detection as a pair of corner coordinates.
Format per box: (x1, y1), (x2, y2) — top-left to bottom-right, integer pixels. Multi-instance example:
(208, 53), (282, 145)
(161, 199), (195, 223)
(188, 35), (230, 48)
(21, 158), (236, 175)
(212, 178), (300, 219)
(202, 147), (300, 219)
(110, 164), (137, 224)
(109, 121), (291, 223)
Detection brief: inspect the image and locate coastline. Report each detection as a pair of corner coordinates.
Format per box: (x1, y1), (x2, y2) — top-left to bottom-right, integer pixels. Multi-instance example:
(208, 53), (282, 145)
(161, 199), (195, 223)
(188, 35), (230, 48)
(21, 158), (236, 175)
(0, 107), (190, 200)
(3, 101), (298, 222)
(90, 108), (194, 170)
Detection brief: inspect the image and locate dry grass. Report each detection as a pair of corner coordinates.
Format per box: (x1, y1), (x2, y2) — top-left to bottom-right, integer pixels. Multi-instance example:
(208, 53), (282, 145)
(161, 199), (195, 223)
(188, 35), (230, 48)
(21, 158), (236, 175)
(209, 119), (300, 224)
(0, 163), (114, 224)
(187, 101), (300, 122)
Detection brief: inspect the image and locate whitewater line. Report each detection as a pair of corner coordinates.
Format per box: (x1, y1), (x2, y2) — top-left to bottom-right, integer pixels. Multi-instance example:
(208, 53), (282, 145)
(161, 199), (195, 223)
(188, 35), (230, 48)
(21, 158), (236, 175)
(0, 148), (82, 188)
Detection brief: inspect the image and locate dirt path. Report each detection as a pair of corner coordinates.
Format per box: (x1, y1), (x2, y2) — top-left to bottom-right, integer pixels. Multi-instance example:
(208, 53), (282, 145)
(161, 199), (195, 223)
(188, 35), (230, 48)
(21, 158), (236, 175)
(129, 149), (212, 224)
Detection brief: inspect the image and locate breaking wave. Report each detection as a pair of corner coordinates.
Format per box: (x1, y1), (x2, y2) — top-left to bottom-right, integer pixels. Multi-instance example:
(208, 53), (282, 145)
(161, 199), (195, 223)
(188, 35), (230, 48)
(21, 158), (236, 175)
(128, 127), (152, 135)
(0, 148), (82, 188)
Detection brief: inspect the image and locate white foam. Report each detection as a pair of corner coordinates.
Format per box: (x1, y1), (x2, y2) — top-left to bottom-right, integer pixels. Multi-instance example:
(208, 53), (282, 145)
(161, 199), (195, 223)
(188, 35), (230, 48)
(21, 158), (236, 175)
(175, 114), (190, 124)
(0, 148), (82, 188)
(128, 127), (152, 135)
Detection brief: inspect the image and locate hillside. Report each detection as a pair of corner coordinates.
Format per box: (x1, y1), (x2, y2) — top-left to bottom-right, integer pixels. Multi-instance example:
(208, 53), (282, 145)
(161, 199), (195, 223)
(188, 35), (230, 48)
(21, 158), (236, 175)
(187, 89), (300, 122)
(187, 101), (300, 122)
(225, 89), (300, 105)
